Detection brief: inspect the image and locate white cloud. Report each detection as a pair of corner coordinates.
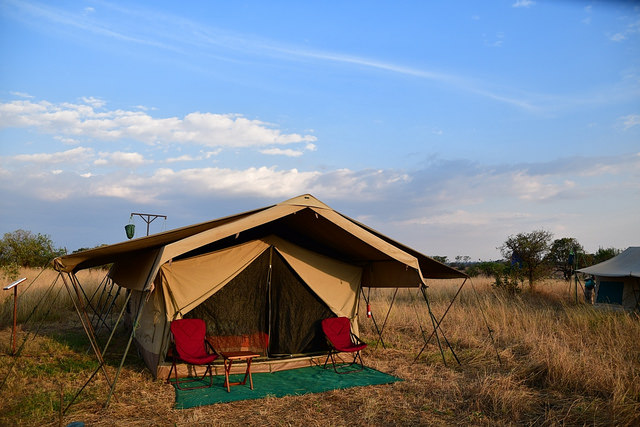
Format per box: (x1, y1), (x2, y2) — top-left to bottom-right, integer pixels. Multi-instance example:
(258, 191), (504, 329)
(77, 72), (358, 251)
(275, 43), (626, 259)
(512, 0), (535, 8)
(619, 114), (640, 130)
(609, 33), (626, 42)
(9, 91), (34, 99)
(0, 99), (317, 148)
(510, 171), (575, 201)
(259, 148), (304, 157)
(400, 210), (531, 227)
(166, 154), (198, 163)
(11, 146), (93, 164)
(96, 151), (148, 167)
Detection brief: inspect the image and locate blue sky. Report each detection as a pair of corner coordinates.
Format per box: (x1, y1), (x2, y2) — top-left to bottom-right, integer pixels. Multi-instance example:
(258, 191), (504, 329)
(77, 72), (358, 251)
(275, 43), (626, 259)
(1, 0), (638, 261)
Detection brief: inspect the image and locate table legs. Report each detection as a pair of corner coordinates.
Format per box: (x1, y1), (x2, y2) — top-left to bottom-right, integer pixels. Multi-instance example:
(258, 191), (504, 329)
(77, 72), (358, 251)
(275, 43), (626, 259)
(223, 357), (254, 392)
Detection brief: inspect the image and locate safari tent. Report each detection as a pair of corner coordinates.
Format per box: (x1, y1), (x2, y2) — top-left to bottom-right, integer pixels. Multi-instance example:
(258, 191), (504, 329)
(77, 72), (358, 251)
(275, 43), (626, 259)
(52, 194), (466, 380)
(577, 247), (640, 312)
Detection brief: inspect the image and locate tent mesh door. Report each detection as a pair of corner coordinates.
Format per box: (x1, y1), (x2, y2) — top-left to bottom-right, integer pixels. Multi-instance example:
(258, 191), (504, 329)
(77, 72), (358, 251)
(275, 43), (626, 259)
(185, 250), (270, 355)
(269, 252), (333, 356)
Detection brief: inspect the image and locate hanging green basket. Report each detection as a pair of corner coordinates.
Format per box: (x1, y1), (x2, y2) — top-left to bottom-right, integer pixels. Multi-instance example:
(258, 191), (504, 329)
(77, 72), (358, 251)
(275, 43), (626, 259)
(125, 223), (135, 239)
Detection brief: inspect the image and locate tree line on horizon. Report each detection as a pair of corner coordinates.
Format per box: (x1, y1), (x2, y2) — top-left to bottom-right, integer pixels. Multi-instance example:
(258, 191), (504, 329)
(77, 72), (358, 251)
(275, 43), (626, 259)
(432, 230), (622, 293)
(0, 229), (624, 290)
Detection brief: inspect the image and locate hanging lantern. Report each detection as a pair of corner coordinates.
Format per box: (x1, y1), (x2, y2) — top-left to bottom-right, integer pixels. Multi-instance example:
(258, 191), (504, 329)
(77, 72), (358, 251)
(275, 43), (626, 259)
(125, 223), (135, 239)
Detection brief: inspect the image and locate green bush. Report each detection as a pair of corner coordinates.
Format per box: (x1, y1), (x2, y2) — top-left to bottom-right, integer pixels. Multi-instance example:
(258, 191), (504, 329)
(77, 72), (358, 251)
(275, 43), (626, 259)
(0, 229), (66, 268)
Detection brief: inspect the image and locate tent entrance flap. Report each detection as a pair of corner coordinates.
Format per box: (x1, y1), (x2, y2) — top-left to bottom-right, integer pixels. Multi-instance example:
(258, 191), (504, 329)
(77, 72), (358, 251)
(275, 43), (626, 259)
(185, 250), (270, 356)
(182, 248), (334, 358)
(269, 251), (333, 356)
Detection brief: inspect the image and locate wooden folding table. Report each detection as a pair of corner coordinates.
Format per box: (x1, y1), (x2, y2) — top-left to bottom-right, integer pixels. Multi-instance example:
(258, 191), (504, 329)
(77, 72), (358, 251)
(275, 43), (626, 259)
(220, 351), (260, 392)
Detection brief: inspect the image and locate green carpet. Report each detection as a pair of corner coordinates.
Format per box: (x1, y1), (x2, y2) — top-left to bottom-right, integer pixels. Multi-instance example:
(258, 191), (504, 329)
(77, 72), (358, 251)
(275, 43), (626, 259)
(171, 365), (402, 409)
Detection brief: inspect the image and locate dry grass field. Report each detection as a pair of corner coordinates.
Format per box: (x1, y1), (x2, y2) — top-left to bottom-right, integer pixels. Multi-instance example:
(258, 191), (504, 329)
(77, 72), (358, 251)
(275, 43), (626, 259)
(1, 268), (639, 426)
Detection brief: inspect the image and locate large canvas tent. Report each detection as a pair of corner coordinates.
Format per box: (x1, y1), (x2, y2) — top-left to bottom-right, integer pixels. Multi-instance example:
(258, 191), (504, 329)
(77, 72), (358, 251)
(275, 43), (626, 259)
(53, 194), (466, 377)
(577, 247), (640, 312)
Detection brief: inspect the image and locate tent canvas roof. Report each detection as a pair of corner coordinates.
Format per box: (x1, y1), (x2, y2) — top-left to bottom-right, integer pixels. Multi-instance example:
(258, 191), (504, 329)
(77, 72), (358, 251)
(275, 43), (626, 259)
(53, 194), (466, 288)
(577, 247), (640, 278)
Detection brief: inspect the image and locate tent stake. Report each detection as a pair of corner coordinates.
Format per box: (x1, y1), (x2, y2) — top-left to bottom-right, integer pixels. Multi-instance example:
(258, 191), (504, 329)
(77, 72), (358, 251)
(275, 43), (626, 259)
(105, 289), (149, 408)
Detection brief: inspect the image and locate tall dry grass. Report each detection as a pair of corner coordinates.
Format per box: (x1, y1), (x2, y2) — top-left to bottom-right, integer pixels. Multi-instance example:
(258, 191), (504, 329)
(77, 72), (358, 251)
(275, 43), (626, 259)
(360, 278), (640, 424)
(0, 267), (112, 325)
(0, 272), (638, 426)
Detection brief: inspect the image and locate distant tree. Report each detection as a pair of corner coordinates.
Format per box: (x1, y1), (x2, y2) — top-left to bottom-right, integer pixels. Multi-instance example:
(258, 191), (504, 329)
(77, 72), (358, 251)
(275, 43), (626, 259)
(72, 244), (108, 254)
(0, 229), (66, 268)
(592, 247), (622, 265)
(466, 261), (503, 277)
(499, 230), (553, 291)
(431, 255), (449, 264)
(546, 237), (584, 281)
(453, 255), (471, 266)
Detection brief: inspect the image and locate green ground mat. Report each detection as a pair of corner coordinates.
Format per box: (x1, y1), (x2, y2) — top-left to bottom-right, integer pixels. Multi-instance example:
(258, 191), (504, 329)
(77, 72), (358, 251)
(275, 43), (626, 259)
(172, 365), (402, 409)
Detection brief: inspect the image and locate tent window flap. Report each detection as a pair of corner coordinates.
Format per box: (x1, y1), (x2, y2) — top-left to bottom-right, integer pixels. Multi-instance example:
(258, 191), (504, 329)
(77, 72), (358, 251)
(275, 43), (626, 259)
(596, 281), (624, 305)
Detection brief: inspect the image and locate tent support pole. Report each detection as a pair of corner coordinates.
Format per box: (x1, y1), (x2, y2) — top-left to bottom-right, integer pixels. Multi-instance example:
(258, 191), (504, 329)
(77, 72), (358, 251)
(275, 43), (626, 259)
(420, 286), (447, 366)
(75, 275), (112, 334)
(64, 288), (133, 414)
(104, 289), (149, 408)
(413, 278), (467, 363)
(89, 274), (110, 326)
(91, 276), (119, 333)
(374, 288), (398, 349)
(266, 246), (273, 355)
(61, 273), (113, 387)
(421, 286), (460, 365)
(360, 287), (386, 349)
(469, 278), (502, 366)
(63, 361), (104, 415)
(101, 289), (132, 355)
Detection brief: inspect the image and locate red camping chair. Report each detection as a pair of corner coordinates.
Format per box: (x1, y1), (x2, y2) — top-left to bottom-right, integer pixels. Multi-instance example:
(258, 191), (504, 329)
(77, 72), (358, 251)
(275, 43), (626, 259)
(166, 318), (219, 390)
(321, 317), (367, 374)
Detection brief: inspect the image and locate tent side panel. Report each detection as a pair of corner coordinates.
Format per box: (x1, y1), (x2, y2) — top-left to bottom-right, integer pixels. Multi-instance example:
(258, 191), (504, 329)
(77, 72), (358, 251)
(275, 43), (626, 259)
(128, 286), (169, 376)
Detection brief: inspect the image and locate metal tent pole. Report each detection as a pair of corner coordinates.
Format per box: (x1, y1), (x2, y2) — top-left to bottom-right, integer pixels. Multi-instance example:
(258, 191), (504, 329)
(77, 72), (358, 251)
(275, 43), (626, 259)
(374, 288), (398, 349)
(104, 289), (148, 408)
(413, 278), (467, 362)
(61, 273), (113, 387)
(360, 287), (386, 349)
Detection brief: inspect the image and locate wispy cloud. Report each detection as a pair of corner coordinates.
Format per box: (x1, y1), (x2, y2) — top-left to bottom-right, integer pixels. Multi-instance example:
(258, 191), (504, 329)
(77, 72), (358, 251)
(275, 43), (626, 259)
(9, 91), (34, 99)
(3, 0), (546, 111)
(619, 113), (640, 130)
(512, 0), (535, 8)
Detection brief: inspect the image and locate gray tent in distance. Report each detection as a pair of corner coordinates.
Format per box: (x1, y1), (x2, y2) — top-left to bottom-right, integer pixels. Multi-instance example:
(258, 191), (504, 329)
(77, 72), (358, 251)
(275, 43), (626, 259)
(577, 247), (640, 312)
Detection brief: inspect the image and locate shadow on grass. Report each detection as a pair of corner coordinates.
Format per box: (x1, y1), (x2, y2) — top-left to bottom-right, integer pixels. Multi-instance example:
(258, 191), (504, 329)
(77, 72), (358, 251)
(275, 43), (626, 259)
(22, 320), (147, 370)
